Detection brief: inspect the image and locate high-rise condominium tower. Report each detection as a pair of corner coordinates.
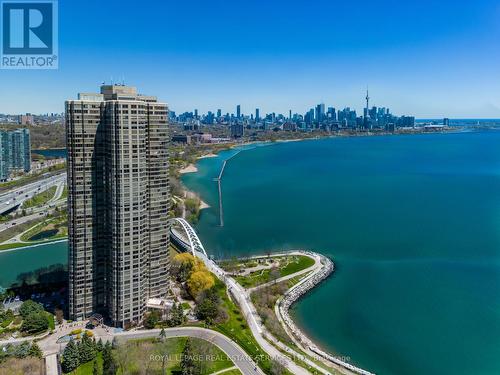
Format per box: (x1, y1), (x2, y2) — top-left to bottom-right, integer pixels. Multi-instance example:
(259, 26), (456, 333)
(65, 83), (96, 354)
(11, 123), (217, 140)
(0, 128), (31, 181)
(65, 85), (170, 327)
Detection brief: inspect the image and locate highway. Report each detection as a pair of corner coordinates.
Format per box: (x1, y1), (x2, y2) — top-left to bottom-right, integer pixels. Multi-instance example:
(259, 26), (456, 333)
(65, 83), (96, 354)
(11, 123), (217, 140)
(0, 172), (66, 215)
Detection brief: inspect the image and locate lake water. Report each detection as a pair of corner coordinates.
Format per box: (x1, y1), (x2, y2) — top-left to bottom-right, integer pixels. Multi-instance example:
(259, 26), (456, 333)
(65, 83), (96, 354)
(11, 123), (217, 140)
(182, 131), (500, 375)
(0, 241), (67, 289)
(3, 132), (500, 374)
(32, 148), (67, 158)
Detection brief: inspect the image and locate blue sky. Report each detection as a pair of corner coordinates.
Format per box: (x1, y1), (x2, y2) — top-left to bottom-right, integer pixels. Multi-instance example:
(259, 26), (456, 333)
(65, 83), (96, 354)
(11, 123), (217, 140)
(1, 0), (500, 117)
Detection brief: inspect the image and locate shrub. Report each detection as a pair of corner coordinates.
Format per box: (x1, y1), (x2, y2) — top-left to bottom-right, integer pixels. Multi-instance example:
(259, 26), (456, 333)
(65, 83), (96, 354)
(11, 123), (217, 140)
(143, 310), (161, 329)
(21, 312), (49, 334)
(19, 300), (44, 319)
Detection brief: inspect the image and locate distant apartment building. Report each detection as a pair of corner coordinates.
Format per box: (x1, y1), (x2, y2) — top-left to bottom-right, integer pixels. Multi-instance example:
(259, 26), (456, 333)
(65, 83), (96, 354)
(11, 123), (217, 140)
(0, 128), (31, 181)
(230, 123), (244, 138)
(171, 134), (191, 144)
(18, 113), (34, 125)
(65, 85), (170, 327)
(398, 116), (416, 127)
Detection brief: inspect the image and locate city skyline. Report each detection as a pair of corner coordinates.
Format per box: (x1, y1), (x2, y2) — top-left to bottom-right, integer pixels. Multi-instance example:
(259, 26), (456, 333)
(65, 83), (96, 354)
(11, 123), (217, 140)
(0, 0), (499, 117)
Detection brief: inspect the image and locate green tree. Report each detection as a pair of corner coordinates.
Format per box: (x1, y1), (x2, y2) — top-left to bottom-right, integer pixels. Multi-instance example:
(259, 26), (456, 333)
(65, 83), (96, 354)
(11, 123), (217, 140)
(13, 341), (31, 358)
(19, 300), (44, 318)
(180, 338), (199, 375)
(21, 312), (49, 334)
(194, 296), (218, 324)
(102, 342), (117, 375)
(61, 340), (80, 373)
(96, 338), (104, 352)
(79, 332), (96, 363)
(93, 360), (100, 375)
(28, 342), (43, 358)
(159, 328), (166, 342)
(144, 310), (161, 329)
(167, 303), (185, 327)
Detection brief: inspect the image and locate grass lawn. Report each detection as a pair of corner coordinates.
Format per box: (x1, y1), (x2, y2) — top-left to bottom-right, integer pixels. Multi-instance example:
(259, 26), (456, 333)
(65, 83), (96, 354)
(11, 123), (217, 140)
(46, 312), (55, 330)
(74, 352), (102, 375)
(22, 186), (57, 209)
(73, 337), (235, 375)
(0, 213), (68, 252)
(19, 215), (67, 242)
(235, 255), (315, 289)
(61, 186), (68, 199)
(218, 369), (243, 375)
(280, 255), (315, 277)
(211, 278), (274, 374)
(0, 218), (44, 245)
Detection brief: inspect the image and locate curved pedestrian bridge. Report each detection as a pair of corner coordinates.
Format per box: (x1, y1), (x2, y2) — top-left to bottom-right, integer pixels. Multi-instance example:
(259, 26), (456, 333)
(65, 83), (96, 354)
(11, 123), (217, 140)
(168, 217), (207, 257)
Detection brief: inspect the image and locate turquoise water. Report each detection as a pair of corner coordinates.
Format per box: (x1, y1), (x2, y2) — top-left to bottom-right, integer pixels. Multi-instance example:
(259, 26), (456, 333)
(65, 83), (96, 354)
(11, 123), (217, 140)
(0, 241), (67, 289)
(2, 132), (500, 374)
(182, 131), (500, 375)
(32, 148), (67, 158)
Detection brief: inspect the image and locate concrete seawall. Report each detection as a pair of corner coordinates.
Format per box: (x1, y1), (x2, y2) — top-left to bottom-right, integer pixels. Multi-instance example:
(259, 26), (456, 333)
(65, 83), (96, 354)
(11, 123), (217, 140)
(276, 252), (375, 375)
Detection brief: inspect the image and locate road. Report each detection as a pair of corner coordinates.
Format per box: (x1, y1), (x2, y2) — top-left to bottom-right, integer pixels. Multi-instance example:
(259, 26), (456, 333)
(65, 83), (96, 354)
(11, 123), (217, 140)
(0, 172), (66, 215)
(113, 327), (264, 375)
(35, 321), (263, 375)
(0, 202), (65, 234)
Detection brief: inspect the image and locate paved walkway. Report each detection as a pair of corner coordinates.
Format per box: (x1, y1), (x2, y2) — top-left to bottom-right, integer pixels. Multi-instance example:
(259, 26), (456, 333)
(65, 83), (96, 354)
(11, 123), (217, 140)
(236, 261), (277, 276)
(45, 353), (58, 375)
(40, 320), (106, 356)
(247, 254), (320, 292)
(199, 252), (320, 375)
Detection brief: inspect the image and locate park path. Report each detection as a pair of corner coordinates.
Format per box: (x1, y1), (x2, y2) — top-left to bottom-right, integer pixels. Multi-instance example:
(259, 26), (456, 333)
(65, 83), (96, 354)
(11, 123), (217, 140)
(247, 255), (321, 292)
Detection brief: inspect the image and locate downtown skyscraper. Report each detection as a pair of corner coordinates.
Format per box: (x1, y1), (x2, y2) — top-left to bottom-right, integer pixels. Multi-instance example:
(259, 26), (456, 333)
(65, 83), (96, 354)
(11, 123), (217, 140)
(65, 85), (170, 327)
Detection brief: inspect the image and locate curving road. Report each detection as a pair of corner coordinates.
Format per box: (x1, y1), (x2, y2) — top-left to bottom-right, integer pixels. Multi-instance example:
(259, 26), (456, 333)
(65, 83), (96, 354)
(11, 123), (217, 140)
(114, 327), (263, 375)
(38, 323), (264, 375)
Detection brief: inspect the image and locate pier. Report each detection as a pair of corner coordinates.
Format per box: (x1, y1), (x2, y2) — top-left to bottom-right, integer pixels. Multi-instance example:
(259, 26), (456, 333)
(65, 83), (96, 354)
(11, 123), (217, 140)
(214, 150), (242, 227)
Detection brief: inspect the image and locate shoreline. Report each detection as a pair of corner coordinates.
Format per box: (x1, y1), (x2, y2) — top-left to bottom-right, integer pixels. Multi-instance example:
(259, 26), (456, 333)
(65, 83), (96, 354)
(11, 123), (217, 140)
(181, 142), (377, 374)
(275, 252), (374, 375)
(179, 164), (198, 174)
(0, 238), (68, 253)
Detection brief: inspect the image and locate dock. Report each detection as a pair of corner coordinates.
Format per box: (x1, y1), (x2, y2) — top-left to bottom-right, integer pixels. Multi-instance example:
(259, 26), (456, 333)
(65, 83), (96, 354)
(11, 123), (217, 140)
(214, 150), (242, 227)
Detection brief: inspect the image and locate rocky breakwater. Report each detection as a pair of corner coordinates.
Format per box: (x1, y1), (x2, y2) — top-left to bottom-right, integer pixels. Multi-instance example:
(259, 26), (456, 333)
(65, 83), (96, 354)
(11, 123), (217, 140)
(277, 252), (375, 375)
